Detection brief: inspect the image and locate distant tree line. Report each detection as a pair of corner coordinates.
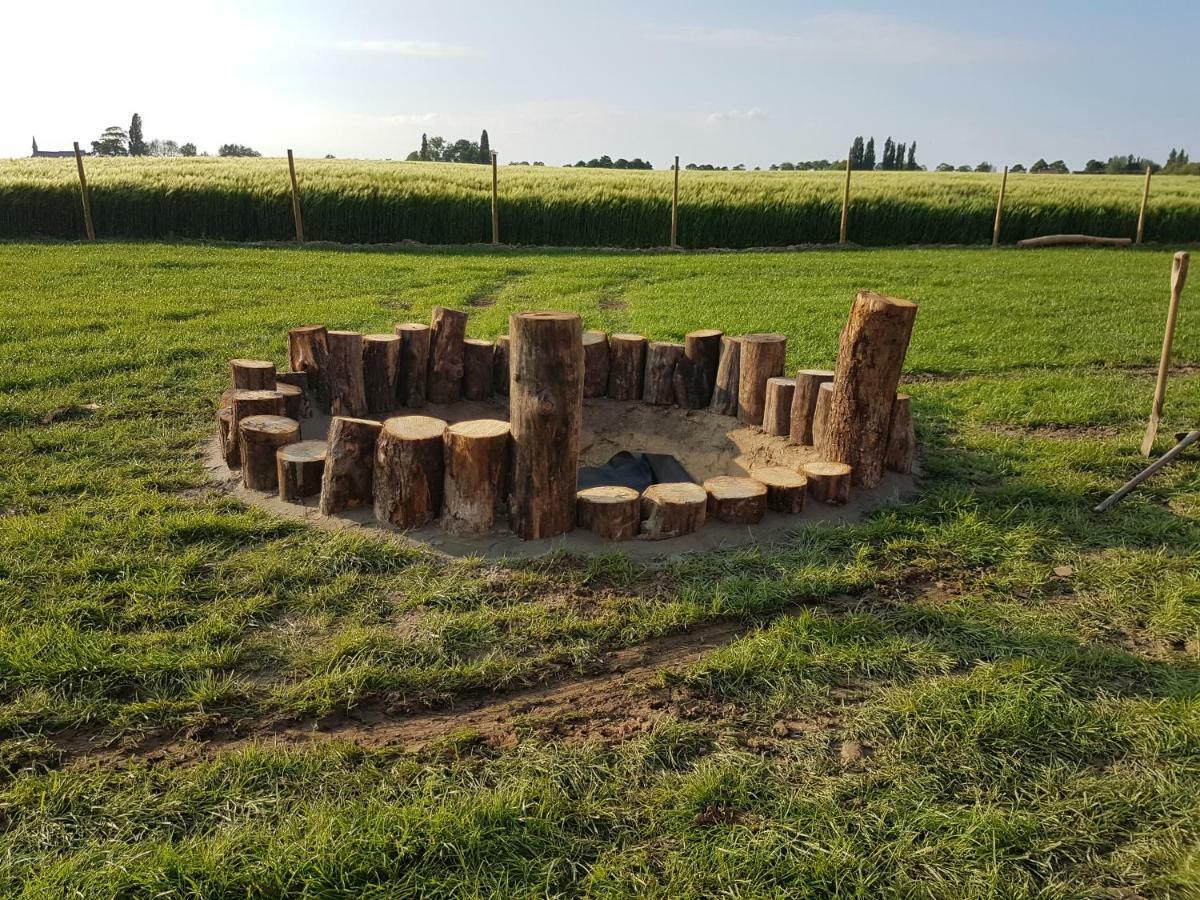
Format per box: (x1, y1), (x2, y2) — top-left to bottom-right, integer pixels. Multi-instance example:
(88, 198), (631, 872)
(408, 131), (493, 164)
(86, 112), (244, 158)
(570, 155), (653, 170)
(685, 163), (747, 171)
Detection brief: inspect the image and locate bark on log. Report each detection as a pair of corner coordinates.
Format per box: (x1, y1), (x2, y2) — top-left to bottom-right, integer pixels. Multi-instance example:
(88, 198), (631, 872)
(509, 311), (583, 540)
(738, 333), (787, 426)
(751, 466), (807, 514)
(762, 377), (795, 437)
(884, 393), (915, 474)
(640, 482), (707, 539)
(239, 415), (300, 491)
(373, 415), (447, 529)
(427, 306), (467, 404)
(226, 389), (285, 467)
(277, 440), (327, 502)
(276, 372), (313, 419)
(442, 419), (510, 535)
(274, 382), (304, 421)
(577, 486), (640, 540)
(789, 369), (835, 445)
(287, 325), (328, 393)
(325, 330), (368, 417)
(363, 334), (401, 414)
(394, 323), (430, 408)
(801, 461), (852, 505)
(582, 331), (610, 399)
(318, 416), (383, 515)
(671, 356), (705, 411)
(230, 359), (276, 390)
(826, 292), (918, 488)
(462, 339), (495, 401)
(811, 381), (835, 456)
(704, 476), (768, 523)
(683, 329), (722, 409)
(1016, 234), (1133, 249)
(643, 341), (684, 405)
(709, 336), (741, 416)
(492, 335), (510, 397)
(607, 333), (647, 401)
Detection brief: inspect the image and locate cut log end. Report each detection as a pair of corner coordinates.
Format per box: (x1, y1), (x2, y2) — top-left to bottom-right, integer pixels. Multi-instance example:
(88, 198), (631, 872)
(801, 461), (852, 505)
(277, 440), (327, 502)
(640, 482), (707, 540)
(704, 475), (768, 524)
(230, 359), (277, 390)
(443, 418), (511, 536)
(239, 415), (300, 491)
(762, 376), (796, 436)
(577, 486), (641, 540)
(750, 466), (807, 514)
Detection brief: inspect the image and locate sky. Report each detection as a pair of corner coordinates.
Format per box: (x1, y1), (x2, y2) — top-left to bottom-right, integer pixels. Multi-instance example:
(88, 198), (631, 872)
(2, 0), (1197, 169)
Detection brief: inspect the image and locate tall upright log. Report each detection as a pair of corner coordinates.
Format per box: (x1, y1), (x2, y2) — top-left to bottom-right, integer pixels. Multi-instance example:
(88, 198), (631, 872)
(374, 415), (447, 529)
(811, 381), (834, 456)
(643, 341), (684, 405)
(509, 311), (583, 540)
(427, 306), (467, 404)
(442, 419), (511, 535)
(462, 339), (495, 401)
(363, 334), (401, 413)
(738, 333), (787, 426)
(684, 329), (722, 408)
(319, 417), (383, 515)
(640, 482), (707, 539)
(762, 377), (795, 437)
(710, 336), (741, 416)
(582, 331), (610, 398)
(288, 325), (328, 393)
(607, 333), (647, 401)
(394, 323), (430, 408)
(884, 394), (915, 474)
(230, 359), (276, 390)
(826, 292), (918, 488)
(577, 486), (641, 540)
(226, 389), (285, 467)
(492, 335), (510, 397)
(325, 330), (367, 417)
(789, 369), (835, 445)
(277, 440), (327, 502)
(239, 415), (300, 491)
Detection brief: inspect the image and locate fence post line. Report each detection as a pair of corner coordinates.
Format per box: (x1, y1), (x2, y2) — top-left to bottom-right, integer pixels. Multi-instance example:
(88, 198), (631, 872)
(491, 151), (500, 245)
(992, 165), (1009, 247)
(670, 155), (680, 249)
(287, 150), (305, 243)
(73, 142), (95, 241)
(839, 154), (852, 245)
(1136, 164), (1152, 244)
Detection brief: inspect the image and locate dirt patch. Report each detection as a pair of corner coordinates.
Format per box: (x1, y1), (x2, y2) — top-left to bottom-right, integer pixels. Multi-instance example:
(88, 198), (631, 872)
(598, 293), (627, 311)
(983, 423), (1123, 440)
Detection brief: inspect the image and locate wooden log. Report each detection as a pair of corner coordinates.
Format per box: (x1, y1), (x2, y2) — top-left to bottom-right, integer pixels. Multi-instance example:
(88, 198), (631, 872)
(325, 330), (367, 417)
(427, 306), (467, 404)
(492, 335), (510, 397)
(274, 382), (304, 420)
(276, 371), (313, 419)
(640, 482), (707, 540)
(287, 325), (327, 392)
(442, 419), (510, 535)
(680, 329), (722, 409)
(704, 476), (768, 523)
(709, 335), (741, 415)
(577, 486), (641, 540)
(738, 333), (787, 426)
(751, 466), (807, 514)
(826, 292), (918, 488)
(801, 461), (851, 505)
(226, 389), (284, 467)
(509, 311), (584, 540)
(762, 377), (795, 437)
(582, 331), (610, 398)
(788, 369), (835, 445)
(671, 356), (704, 410)
(217, 407), (232, 460)
(394, 323), (430, 408)
(239, 415), (300, 491)
(607, 333), (647, 401)
(230, 359), (276, 390)
(277, 440), (327, 502)
(374, 415), (448, 529)
(1016, 234), (1132, 249)
(462, 339), (495, 401)
(643, 341), (684, 405)
(363, 334), (401, 414)
(318, 416), (383, 515)
(811, 381), (834, 455)
(884, 394), (915, 474)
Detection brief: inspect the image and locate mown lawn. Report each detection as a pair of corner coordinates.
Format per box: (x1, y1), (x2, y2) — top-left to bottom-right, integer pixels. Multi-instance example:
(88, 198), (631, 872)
(1, 241), (1198, 897)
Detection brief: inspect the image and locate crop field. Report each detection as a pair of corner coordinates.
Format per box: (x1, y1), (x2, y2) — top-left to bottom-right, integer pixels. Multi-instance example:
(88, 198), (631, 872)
(3, 157), (1200, 248)
(1, 241), (1199, 895)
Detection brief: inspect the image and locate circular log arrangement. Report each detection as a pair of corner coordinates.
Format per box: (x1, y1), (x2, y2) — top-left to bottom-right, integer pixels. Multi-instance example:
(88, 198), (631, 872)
(704, 476), (768, 524)
(577, 486), (641, 540)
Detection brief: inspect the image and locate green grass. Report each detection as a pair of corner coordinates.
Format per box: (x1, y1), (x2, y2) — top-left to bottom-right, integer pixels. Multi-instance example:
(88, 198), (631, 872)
(4, 157), (1200, 247)
(1, 241), (1199, 896)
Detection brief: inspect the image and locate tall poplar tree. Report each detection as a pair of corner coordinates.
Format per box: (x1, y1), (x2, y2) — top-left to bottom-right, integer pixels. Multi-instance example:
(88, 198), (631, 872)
(479, 129), (491, 164)
(128, 113), (147, 157)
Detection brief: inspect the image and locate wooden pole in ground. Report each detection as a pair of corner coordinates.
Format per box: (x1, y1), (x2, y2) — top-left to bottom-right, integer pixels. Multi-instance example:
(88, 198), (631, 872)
(319, 417), (383, 515)
(582, 331), (610, 398)
(670, 155), (680, 249)
(374, 415), (448, 529)
(737, 333), (787, 426)
(462, 339), (496, 401)
(789, 369), (834, 445)
(491, 151), (500, 245)
(288, 325), (328, 394)
(363, 334), (401, 413)
(1136, 165), (1152, 245)
(885, 394), (916, 474)
(839, 154), (852, 245)
(607, 333), (647, 401)
(73, 142), (95, 241)
(992, 165), (1008, 247)
(762, 377), (795, 437)
(427, 307), (468, 404)
(395, 323), (431, 407)
(443, 419), (511, 535)
(324, 330), (368, 417)
(1140, 251), (1190, 457)
(709, 336), (741, 416)
(287, 149), (304, 243)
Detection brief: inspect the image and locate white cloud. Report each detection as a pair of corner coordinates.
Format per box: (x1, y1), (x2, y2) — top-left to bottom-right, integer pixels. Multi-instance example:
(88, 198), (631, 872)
(705, 108), (767, 125)
(335, 39), (473, 58)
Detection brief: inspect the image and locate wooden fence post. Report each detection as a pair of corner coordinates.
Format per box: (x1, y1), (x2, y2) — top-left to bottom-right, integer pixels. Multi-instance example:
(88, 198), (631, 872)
(1136, 165), (1152, 244)
(839, 154), (852, 245)
(992, 165), (1008, 247)
(73, 142), (95, 241)
(287, 149), (304, 243)
(491, 151), (499, 245)
(670, 155), (680, 248)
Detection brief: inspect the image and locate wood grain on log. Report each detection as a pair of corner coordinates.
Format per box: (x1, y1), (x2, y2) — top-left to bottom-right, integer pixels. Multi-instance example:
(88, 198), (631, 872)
(287, 325), (328, 393)
(643, 341), (684, 405)
(363, 334), (401, 414)
(325, 330), (367, 417)
(230, 359), (276, 390)
(789, 369), (835, 445)
(811, 381), (834, 455)
(704, 475), (768, 523)
(738, 333), (786, 426)
(427, 306), (467, 404)
(374, 415), (447, 529)
(607, 333), (647, 401)
(277, 440), (326, 502)
(683, 329), (722, 409)
(762, 377), (795, 437)
(492, 335), (510, 397)
(709, 336), (741, 415)
(750, 466), (807, 514)
(227, 389), (285, 467)
(318, 416), (383, 515)
(583, 331), (610, 398)
(577, 486), (641, 540)
(801, 461), (851, 504)
(443, 419), (510, 535)
(462, 339), (495, 401)
(640, 482), (707, 539)
(884, 393), (915, 474)
(239, 415), (300, 491)
(394, 323), (430, 408)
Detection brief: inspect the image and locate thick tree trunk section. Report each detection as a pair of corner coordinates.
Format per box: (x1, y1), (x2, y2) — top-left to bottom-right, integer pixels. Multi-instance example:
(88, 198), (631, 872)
(363, 334), (401, 414)
(751, 466), (807, 514)
(885, 394), (915, 474)
(277, 440), (327, 502)
(274, 382), (304, 420)
(826, 292), (918, 488)
(577, 486), (640, 540)
(462, 339), (495, 401)
(607, 333), (647, 401)
(427, 306), (467, 404)
(288, 325), (328, 393)
(582, 331), (610, 398)
(704, 476), (768, 523)
(789, 369), (835, 445)
(230, 359), (276, 390)
(318, 417), (383, 515)
(492, 335), (510, 397)
(683, 329), (722, 409)
(801, 461), (852, 505)
(373, 415), (447, 529)
(762, 377), (795, 437)
(325, 330), (367, 417)
(643, 341), (684, 405)
(239, 415), (300, 491)
(394, 323), (430, 408)
(509, 311), (583, 540)
(709, 336), (741, 416)
(442, 419), (510, 535)
(738, 333), (787, 426)
(640, 482), (707, 540)
(226, 389), (285, 467)
(811, 382), (835, 456)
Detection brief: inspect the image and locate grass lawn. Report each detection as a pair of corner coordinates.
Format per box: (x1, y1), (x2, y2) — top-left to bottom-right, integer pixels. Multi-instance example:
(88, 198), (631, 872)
(1, 241), (1199, 896)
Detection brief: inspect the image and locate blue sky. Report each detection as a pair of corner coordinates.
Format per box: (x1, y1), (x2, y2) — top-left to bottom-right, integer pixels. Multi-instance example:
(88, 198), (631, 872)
(3, 0), (1197, 168)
